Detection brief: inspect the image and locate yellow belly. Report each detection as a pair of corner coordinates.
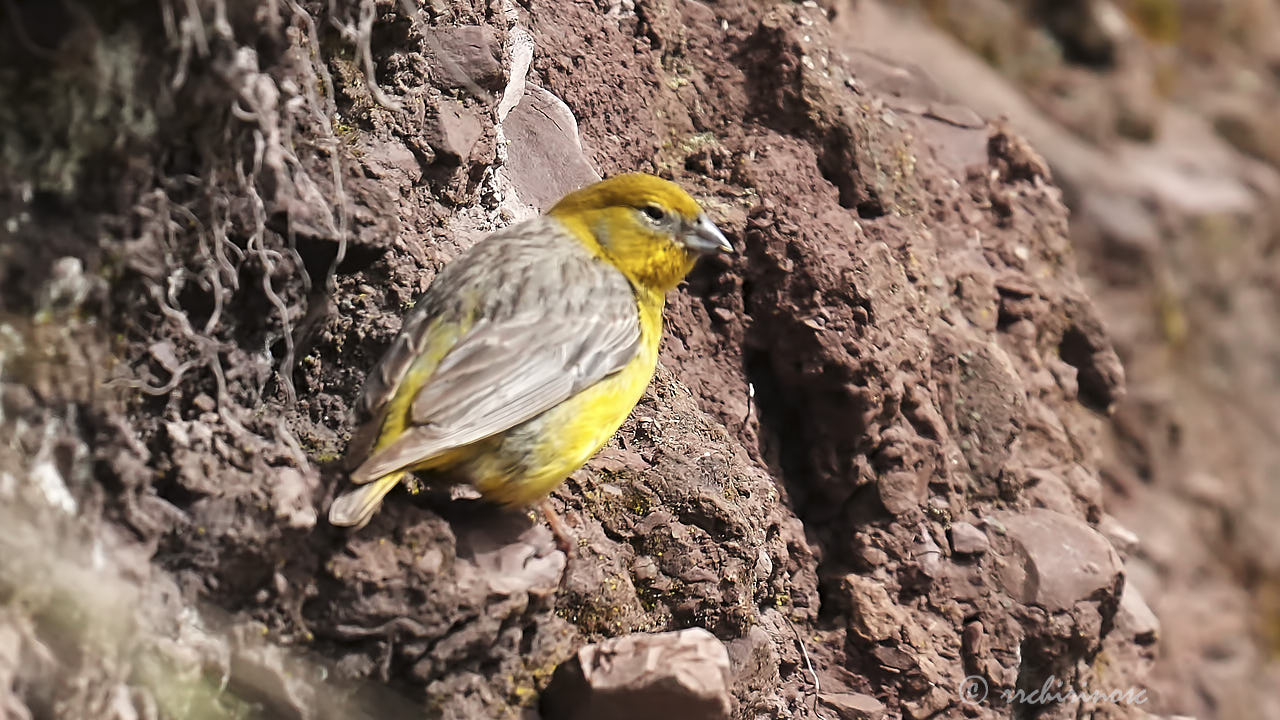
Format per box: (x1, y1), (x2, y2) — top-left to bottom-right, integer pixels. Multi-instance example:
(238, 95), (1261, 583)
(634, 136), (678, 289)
(464, 340), (658, 506)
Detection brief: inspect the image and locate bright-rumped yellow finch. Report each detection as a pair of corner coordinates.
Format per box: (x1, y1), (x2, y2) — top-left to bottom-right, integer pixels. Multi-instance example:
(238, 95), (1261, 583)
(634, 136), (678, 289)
(328, 173), (732, 529)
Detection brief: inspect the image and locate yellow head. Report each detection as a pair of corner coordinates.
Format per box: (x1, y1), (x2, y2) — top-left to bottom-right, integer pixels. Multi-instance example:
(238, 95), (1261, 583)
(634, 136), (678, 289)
(548, 173), (733, 293)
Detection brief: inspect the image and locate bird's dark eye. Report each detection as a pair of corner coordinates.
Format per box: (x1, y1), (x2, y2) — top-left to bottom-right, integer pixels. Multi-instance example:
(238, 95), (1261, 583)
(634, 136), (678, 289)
(641, 205), (667, 222)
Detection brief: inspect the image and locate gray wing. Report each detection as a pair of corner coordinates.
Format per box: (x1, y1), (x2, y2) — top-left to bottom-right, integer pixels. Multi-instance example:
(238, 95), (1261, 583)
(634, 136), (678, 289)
(348, 222), (641, 483)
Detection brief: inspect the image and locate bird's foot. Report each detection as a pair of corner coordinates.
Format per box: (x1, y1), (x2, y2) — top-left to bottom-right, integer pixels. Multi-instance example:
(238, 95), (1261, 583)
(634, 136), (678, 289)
(539, 499), (575, 556)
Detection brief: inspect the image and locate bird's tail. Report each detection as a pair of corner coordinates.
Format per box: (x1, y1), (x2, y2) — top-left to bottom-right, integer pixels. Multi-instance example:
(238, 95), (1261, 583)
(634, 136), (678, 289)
(328, 471), (405, 528)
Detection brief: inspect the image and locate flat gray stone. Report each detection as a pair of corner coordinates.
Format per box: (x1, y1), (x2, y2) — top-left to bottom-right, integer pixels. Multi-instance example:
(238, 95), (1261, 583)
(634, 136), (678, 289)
(502, 84), (601, 212)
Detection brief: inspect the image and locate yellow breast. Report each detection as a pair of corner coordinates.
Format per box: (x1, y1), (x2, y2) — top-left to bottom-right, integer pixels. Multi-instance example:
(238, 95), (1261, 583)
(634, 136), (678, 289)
(468, 293), (664, 506)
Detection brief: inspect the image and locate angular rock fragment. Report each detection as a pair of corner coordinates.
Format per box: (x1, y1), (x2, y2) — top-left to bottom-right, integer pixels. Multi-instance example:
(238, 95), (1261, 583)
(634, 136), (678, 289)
(949, 521), (990, 555)
(1058, 304), (1126, 413)
(270, 163), (401, 273)
(946, 338), (1028, 480)
(841, 574), (906, 644)
(1117, 580), (1160, 645)
(877, 469), (926, 515)
(542, 628), (732, 720)
(822, 690), (886, 719)
(990, 509), (1123, 610)
(424, 25), (506, 92)
(429, 98), (487, 164)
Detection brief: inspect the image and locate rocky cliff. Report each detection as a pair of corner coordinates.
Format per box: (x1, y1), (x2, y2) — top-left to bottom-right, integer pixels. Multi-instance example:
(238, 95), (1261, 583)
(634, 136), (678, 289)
(0, 0), (1274, 718)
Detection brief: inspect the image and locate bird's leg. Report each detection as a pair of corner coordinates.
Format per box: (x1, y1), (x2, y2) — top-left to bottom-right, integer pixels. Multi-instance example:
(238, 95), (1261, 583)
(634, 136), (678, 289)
(539, 499), (575, 555)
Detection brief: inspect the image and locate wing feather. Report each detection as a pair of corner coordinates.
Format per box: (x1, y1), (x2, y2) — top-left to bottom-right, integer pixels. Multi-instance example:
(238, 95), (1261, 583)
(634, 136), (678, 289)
(348, 227), (641, 484)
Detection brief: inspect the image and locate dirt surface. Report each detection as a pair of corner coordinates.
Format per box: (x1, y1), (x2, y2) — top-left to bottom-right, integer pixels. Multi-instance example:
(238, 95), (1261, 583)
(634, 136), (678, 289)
(0, 0), (1275, 719)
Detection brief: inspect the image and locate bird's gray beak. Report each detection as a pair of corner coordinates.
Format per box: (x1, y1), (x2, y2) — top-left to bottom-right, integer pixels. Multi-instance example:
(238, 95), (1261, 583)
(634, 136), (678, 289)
(683, 213), (734, 254)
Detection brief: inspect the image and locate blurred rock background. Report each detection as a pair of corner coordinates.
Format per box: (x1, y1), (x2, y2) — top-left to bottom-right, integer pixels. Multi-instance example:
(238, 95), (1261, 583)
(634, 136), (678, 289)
(859, 1), (1280, 716)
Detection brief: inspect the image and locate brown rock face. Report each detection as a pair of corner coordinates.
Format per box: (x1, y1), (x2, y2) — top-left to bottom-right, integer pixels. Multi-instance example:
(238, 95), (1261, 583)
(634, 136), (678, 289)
(13, 0), (1270, 717)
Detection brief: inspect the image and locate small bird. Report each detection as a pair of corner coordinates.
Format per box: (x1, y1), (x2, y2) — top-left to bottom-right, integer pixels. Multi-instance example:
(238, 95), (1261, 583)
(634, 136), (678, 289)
(328, 173), (732, 533)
